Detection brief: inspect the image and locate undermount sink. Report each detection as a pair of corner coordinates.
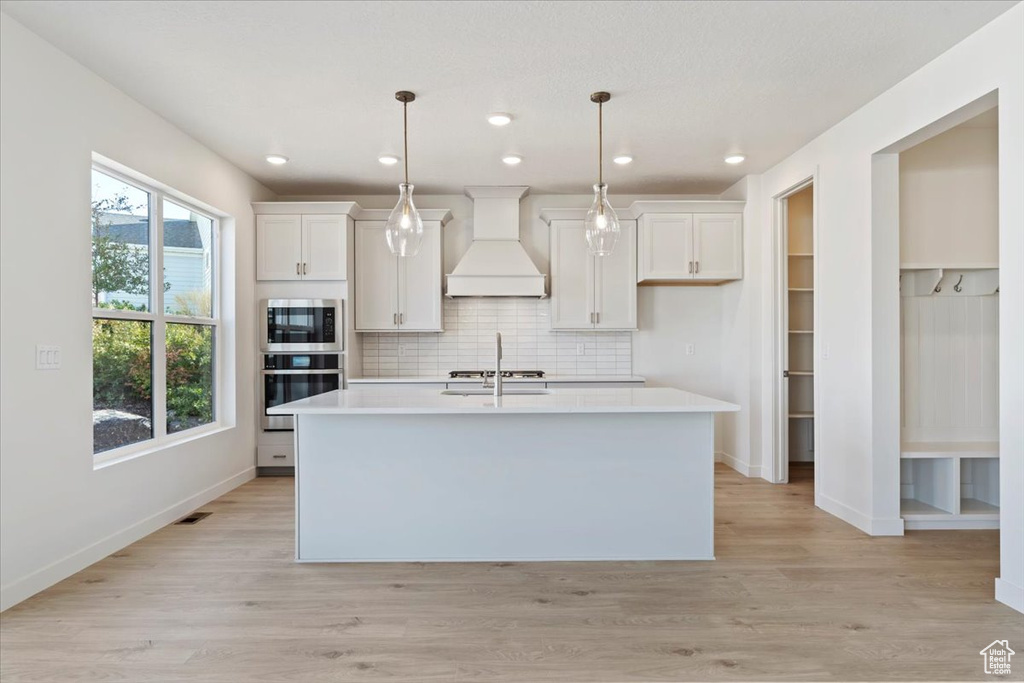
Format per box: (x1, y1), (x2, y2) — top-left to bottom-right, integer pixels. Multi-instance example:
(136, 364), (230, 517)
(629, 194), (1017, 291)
(440, 388), (552, 396)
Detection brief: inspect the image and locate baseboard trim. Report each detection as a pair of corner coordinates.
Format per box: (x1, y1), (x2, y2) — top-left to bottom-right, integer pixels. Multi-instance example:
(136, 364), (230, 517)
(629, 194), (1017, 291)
(715, 451), (762, 478)
(817, 492), (904, 536)
(0, 467), (255, 612)
(995, 578), (1024, 614)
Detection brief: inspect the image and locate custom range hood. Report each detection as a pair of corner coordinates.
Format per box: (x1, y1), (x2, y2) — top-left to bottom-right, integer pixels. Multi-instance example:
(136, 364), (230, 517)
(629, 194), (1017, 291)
(445, 186), (546, 297)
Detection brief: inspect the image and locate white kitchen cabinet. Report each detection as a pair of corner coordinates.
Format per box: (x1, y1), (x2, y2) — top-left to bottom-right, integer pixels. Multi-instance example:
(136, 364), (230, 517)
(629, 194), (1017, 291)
(638, 214), (693, 280)
(637, 212), (742, 283)
(256, 213), (349, 281)
(354, 220), (443, 332)
(549, 219), (637, 330)
(302, 215), (348, 280)
(354, 221), (399, 330)
(692, 214), (743, 280)
(256, 215), (303, 281)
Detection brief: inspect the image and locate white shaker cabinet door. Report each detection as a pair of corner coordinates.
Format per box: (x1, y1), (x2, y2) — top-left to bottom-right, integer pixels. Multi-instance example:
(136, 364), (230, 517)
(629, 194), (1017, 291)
(550, 220), (596, 329)
(692, 213), (742, 280)
(398, 221), (443, 331)
(302, 215), (347, 280)
(354, 221), (399, 330)
(256, 214), (303, 281)
(594, 219), (637, 329)
(638, 214), (693, 281)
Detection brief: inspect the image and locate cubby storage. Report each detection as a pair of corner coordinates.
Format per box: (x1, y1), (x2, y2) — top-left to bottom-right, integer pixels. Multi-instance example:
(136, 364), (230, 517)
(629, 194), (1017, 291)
(900, 458), (957, 516)
(960, 457), (999, 513)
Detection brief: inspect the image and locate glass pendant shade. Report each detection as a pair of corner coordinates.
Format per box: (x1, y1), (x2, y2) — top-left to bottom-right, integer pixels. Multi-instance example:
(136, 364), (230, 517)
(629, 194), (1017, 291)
(585, 183), (620, 256)
(385, 183), (424, 257)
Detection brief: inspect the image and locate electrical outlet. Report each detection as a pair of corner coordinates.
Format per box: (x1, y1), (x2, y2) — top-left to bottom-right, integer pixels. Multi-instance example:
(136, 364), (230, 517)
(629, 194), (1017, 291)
(398, 344), (407, 357)
(822, 343), (830, 360)
(685, 343), (695, 356)
(576, 343), (585, 356)
(36, 345), (61, 370)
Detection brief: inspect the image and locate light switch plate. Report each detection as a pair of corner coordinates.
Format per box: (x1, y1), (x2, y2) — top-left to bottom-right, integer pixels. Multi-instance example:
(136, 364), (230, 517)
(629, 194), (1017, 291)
(36, 345), (61, 370)
(576, 343), (585, 356)
(685, 344), (695, 356)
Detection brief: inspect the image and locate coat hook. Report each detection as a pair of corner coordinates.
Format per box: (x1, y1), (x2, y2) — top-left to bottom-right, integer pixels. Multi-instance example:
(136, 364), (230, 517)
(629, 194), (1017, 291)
(953, 274), (964, 293)
(934, 283), (941, 293)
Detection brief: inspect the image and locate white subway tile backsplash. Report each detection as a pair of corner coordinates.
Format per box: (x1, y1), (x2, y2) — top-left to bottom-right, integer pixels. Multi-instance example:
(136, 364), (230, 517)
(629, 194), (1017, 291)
(359, 298), (632, 377)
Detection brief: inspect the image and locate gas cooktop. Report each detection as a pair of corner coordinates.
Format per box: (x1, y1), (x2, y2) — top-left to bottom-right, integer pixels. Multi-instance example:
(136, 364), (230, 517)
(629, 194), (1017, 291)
(448, 370), (546, 379)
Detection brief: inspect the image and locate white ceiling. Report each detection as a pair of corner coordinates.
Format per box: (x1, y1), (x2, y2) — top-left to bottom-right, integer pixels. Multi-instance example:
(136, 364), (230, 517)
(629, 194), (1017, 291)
(1, 0), (1016, 195)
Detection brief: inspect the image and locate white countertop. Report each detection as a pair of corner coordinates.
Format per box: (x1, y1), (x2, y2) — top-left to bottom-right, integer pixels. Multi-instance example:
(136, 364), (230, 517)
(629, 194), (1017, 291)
(269, 387), (739, 415)
(348, 375), (646, 384)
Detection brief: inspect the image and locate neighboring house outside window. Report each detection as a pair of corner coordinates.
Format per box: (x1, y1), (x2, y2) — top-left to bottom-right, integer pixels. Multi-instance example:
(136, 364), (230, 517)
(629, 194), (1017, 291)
(91, 164), (221, 460)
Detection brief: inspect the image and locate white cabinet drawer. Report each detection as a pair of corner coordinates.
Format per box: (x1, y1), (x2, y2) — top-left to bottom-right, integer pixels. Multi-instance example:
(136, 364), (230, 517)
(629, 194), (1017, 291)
(258, 444), (294, 467)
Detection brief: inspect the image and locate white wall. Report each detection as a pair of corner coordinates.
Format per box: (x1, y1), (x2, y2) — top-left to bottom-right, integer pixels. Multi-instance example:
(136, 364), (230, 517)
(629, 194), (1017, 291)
(900, 123), (999, 267)
(753, 5), (1023, 611)
(0, 15), (274, 610)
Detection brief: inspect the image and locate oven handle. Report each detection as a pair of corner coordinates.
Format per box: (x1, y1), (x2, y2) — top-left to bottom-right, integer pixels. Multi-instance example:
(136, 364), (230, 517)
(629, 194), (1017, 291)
(261, 369), (344, 375)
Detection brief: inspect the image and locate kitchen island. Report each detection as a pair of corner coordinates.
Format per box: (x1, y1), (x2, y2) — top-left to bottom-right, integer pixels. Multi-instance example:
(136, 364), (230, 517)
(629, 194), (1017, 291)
(269, 387), (739, 563)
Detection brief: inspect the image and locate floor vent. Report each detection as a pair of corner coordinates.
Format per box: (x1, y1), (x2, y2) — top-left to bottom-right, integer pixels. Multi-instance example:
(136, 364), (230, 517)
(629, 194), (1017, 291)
(175, 511), (211, 525)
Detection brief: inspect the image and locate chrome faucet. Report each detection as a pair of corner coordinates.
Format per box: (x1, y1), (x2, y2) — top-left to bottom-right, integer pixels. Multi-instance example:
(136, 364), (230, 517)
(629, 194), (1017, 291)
(481, 332), (503, 397)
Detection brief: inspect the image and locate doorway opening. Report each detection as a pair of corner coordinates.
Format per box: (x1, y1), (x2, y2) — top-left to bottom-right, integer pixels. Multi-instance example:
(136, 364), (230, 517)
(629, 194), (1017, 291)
(772, 179), (817, 487)
(896, 106), (1000, 530)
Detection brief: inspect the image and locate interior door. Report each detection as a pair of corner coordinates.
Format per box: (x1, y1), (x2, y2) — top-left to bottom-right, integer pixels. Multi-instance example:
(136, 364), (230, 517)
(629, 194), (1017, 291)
(398, 221), (443, 331)
(693, 214), (743, 280)
(595, 219), (637, 329)
(354, 221), (399, 330)
(550, 220), (595, 329)
(256, 215), (303, 281)
(302, 215), (347, 280)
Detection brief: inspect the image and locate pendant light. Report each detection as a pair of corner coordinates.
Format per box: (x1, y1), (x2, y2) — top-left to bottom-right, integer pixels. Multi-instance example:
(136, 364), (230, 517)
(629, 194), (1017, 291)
(584, 91), (621, 256)
(384, 91), (424, 257)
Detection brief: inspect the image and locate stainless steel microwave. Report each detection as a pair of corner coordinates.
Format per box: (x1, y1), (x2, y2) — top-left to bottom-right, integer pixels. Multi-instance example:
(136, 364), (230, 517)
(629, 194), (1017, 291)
(260, 299), (343, 353)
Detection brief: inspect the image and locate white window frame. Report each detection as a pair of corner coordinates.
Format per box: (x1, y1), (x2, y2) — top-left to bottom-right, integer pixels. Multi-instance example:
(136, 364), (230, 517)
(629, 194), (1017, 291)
(91, 161), (225, 466)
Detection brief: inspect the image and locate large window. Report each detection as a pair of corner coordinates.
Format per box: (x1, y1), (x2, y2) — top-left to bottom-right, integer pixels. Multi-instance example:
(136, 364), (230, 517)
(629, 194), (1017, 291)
(91, 165), (219, 458)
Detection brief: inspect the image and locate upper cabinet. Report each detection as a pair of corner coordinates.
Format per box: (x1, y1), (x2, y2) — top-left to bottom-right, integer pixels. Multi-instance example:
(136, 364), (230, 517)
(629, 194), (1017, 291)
(548, 218), (637, 330)
(254, 203), (358, 281)
(637, 209), (743, 283)
(354, 218), (446, 332)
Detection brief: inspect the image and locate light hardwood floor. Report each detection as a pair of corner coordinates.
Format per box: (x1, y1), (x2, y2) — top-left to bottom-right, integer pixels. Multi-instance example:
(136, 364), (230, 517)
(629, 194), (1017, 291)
(1, 464), (1020, 682)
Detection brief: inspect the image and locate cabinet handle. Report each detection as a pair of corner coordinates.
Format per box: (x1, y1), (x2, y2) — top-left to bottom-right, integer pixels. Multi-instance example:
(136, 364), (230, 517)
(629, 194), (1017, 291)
(595, 312), (600, 325)
(688, 261), (693, 274)
(303, 262), (308, 275)
(695, 261), (700, 274)
(296, 262), (301, 275)
(393, 313), (398, 325)
(400, 313), (404, 324)
(272, 454), (286, 459)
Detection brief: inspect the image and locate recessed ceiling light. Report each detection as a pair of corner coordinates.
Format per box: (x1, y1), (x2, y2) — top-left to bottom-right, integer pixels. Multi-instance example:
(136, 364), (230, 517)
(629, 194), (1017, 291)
(502, 155), (523, 165)
(613, 155), (633, 165)
(378, 155), (400, 165)
(265, 154), (289, 165)
(724, 154), (746, 165)
(488, 113), (513, 126)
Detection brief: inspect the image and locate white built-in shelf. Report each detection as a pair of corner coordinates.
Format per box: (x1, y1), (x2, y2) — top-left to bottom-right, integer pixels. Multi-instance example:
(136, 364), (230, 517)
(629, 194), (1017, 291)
(961, 498), (1000, 515)
(788, 288), (814, 293)
(789, 371), (814, 376)
(789, 330), (813, 334)
(900, 441), (999, 459)
(789, 412), (814, 419)
(789, 253), (814, 258)
(901, 499), (951, 516)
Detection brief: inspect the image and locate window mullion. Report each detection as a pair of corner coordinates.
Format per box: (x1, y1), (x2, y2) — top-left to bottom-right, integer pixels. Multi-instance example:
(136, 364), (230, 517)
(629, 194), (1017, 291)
(151, 193), (168, 440)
